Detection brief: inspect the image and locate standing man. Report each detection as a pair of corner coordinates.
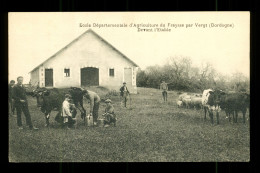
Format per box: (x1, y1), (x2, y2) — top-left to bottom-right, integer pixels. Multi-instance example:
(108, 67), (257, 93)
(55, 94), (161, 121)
(83, 90), (100, 126)
(120, 82), (130, 107)
(160, 80), (168, 102)
(12, 76), (38, 130)
(8, 80), (16, 116)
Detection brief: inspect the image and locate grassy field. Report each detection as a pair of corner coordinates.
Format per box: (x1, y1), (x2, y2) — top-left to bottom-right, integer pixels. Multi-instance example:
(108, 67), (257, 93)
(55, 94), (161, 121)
(8, 87), (250, 162)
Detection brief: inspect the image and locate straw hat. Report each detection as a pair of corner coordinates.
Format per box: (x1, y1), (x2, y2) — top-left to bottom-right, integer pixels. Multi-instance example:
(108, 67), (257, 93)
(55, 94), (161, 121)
(65, 94), (72, 99)
(105, 99), (112, 103)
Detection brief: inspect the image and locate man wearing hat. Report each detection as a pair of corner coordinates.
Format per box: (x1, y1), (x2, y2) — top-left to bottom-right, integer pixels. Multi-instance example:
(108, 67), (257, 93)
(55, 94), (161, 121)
(62, 94), (76, 129)
(103, 99), (116, 127)
(120, 82), (130, 107)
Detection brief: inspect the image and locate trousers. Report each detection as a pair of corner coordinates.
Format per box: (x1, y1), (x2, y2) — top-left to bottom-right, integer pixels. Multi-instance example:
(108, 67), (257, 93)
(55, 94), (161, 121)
(162, 91), (168, 101)
(9, 99), (15, 115)
(15, 102), (33, 128)
(93, 102), (100, 123)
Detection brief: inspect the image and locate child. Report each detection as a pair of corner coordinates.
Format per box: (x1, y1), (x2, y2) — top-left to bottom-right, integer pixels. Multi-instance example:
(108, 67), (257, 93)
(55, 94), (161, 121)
(103, 99), (117, 127)
(62, 94), (77, 129)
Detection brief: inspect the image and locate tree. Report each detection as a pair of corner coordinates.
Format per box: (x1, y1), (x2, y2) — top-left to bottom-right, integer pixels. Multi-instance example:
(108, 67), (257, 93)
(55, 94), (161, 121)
(229, 72), (249, 92)
(198, 62), (217, 90)
(136, 70), (148, 87)
(165, 56), (194, 91)
(136, 56), (249, 93)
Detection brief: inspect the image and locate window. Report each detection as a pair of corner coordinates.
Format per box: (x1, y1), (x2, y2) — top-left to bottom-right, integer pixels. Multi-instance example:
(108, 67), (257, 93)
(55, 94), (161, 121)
(64, 68), (70, 77)
(109, 68), (114, 77)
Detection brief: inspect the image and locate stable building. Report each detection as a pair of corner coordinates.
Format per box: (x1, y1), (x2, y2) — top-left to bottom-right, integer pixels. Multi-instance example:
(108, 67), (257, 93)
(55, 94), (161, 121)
(29, 29), (138, 93)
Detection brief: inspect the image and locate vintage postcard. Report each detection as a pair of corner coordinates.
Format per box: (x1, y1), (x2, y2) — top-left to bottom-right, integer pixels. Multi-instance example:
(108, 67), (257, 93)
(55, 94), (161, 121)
(8, 12), (250, 162)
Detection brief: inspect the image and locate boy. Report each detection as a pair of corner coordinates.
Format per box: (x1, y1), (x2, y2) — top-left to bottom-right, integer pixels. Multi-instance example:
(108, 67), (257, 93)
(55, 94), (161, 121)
(120, 82), (130, 107)
(102, 99), (117, 127)
(160, 80), (168, 102)
(62, 94), (77, 129)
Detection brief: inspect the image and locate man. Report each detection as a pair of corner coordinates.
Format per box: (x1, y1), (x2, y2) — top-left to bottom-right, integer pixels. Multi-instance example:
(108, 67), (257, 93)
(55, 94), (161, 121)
(62, 94), (76, 129)
(160, 80), (168, 102)
(12, 76), (38, 130)
(8, 80), (16, 116)
(102, 99), (117, 127)
(120, 82), (130, 107)
(83, 90), (100, 126)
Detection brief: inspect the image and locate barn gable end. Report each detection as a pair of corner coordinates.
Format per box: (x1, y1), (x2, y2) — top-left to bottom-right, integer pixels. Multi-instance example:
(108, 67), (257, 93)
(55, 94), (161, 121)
(30, 29), (138, 93)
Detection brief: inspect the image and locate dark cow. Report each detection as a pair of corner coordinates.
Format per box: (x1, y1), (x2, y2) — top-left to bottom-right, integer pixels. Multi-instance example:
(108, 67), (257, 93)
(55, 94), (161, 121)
(32, 87), (87, 127)
(32, 87), (63, 126)
(202, 89), (225, 124)
(68, 87), (87, 119)
(219, 92), (250, 123)
(202, 89), (250, 124)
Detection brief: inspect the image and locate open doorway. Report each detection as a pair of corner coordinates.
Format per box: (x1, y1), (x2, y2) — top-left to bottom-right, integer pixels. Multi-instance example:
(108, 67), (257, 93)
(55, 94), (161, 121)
(81, 67), (99, 86)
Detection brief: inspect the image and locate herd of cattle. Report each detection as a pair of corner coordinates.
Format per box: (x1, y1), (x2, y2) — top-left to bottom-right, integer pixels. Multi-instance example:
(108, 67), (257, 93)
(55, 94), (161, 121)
(177, 89), (250, 124)
(28, 86), (250, 127)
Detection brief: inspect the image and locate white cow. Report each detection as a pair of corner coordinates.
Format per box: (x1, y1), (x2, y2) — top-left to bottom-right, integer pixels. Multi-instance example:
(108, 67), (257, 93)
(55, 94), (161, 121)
(201, 89), (222, 124)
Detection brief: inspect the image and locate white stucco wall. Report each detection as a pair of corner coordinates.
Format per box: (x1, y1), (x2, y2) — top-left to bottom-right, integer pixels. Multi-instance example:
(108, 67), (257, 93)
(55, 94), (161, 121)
(30, 68), (39, 86)
(33, 31), (137, 93)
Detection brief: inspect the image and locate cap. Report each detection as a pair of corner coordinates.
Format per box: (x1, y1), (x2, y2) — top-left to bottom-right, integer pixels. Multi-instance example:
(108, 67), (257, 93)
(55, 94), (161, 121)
(105, 99), (112, 103)
(65, 94), (72, 99)
(123, 82), (126, 84)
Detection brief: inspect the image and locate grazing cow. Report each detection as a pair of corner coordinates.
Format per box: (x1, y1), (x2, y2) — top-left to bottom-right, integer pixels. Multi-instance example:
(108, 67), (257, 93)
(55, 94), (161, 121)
(32, 87), (87, 127)
(219, 92), (250, 123)
(202, 89), (225, 124)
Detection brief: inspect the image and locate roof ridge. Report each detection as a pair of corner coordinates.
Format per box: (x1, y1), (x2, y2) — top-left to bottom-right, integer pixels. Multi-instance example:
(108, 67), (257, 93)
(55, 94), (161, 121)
(29, 29), (138, 73)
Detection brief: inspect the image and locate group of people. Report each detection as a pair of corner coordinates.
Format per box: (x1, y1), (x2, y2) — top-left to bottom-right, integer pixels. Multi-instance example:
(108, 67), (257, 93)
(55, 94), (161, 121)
(61, 82), (129, 129)
(9, 76), (130, 130)
(8, 76), (39, 130)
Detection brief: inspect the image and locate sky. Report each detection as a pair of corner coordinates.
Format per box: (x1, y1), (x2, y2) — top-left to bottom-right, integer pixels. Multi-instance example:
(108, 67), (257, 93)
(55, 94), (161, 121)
(8, 12), (250, 83)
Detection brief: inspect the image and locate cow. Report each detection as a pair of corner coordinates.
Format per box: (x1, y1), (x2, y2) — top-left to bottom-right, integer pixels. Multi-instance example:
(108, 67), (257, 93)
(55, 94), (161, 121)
(32, 87), (63, 126)
(68, 87), (87, 118)
(219, 92), (250, 123)
(32, 87), (87, 127)
(202, 89), (225, 124)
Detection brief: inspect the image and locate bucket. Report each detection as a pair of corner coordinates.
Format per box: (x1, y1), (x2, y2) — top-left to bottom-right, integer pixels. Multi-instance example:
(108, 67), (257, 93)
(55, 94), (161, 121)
(86, 114), (94, 126)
